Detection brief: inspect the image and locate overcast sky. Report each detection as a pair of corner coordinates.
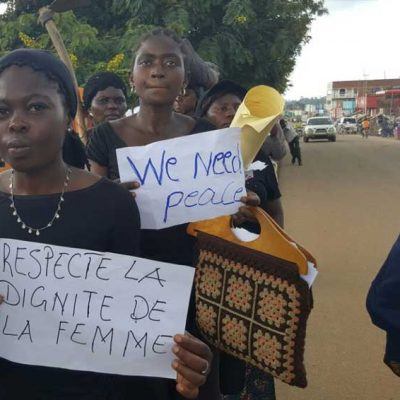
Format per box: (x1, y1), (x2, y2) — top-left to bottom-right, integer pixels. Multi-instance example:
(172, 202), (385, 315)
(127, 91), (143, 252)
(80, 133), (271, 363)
(2, 1), (399, 101)
(285, 0), (400, 99)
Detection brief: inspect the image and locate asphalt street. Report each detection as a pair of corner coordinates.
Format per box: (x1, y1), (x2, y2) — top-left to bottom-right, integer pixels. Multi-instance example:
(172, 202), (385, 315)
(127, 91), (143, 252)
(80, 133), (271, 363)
(276, 135), (400, 400)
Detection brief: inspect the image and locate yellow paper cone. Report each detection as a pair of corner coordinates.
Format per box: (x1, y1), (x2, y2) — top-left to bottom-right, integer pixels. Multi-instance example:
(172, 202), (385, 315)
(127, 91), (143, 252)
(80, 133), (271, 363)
(230, 85), (285, 169)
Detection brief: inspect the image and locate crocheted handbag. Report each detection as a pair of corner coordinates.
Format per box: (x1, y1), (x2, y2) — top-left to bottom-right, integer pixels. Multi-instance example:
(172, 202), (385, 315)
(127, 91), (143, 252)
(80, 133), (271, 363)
(188, 208), (316, 388)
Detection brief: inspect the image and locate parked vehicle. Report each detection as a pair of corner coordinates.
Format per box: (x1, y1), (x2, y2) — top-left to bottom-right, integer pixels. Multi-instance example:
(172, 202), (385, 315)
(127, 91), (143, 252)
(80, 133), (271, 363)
(337, 117), (358, 134)
(303, 117), (336, 142)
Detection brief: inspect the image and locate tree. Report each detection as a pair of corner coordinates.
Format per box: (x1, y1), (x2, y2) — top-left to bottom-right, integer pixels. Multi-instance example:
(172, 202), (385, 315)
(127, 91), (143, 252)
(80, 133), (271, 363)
(0, 0), (326, 91)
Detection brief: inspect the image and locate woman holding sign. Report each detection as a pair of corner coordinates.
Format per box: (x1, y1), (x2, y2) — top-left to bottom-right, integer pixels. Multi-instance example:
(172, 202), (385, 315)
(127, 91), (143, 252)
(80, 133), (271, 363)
(199, 80), (282, 400)
(0, 49), (211, 400)
(87, 28), (260, 399)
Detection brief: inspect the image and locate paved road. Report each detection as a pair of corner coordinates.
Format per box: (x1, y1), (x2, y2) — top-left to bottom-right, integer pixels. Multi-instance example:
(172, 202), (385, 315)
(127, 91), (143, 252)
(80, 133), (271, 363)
(275, 135), (400, 399)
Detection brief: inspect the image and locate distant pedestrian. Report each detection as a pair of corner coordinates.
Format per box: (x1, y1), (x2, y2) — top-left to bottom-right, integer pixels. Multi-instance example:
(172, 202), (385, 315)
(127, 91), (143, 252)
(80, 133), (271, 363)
(280, 119), (302, 165)
(361, 118), (370, 138)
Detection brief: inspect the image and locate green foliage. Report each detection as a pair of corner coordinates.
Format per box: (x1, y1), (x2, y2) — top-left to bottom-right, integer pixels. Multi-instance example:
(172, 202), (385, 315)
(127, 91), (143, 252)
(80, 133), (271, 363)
(0, 0), (326, 92)
(286, 96), (326, 111)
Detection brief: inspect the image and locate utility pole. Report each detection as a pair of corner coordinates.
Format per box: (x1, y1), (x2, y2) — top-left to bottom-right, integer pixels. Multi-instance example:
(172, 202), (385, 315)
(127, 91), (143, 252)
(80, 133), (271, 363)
(363, 73), (369, 116)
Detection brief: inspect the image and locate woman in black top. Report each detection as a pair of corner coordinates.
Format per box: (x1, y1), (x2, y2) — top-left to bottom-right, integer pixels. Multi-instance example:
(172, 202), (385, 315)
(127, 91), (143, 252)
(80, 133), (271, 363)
(83, 71), (128, 126)
(199, 80), (284, 231)
(0, 49), (211, 400)
(87, 29), (260, 399)
(199, 80), (281, 400)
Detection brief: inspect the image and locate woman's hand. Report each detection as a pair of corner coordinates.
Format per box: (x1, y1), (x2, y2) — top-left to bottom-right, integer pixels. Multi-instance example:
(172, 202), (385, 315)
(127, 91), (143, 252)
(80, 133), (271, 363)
(113, 179), (140, 198)
(172, 333), (213, 399)
(232, 190), (261, 226)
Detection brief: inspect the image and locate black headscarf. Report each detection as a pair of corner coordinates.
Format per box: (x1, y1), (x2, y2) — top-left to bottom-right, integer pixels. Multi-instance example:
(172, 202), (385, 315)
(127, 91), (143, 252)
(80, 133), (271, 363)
(0, 48), (88, 169)
(198, 80), (247, 117)
(0, 48), (78, 119)
(83, 72), (127, 110)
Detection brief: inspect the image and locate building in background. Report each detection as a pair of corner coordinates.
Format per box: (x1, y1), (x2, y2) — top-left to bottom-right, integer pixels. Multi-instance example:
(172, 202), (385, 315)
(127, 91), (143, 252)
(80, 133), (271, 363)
(326, 79), (400, 119)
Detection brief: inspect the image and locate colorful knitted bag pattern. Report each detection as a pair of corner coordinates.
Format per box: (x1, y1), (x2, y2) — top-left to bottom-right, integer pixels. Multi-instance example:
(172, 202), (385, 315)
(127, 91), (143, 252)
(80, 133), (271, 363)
(195, 232), (312, 388)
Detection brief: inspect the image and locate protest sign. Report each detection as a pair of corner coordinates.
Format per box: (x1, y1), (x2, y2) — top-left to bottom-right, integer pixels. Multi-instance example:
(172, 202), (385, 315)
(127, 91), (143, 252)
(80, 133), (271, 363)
(117, 128), (246, 229)
(0, 238), (194, 379)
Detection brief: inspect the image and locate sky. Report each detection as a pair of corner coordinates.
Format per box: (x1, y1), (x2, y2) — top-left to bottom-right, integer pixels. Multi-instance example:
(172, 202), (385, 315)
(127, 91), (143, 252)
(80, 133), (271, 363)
(285, 0), (400, 99)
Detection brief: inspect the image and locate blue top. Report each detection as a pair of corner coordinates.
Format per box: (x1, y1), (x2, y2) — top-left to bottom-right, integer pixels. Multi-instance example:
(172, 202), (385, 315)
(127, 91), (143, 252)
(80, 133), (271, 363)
(367, 235), (400, 364)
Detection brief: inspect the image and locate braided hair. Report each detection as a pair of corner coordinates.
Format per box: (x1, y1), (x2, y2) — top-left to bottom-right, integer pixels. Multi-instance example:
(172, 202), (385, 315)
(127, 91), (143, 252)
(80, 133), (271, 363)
(132, 28), (218, 88)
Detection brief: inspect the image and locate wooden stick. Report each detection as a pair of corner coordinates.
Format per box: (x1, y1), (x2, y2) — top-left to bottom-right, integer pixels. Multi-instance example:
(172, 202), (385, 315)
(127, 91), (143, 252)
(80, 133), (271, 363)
(39, 7), (87, 143)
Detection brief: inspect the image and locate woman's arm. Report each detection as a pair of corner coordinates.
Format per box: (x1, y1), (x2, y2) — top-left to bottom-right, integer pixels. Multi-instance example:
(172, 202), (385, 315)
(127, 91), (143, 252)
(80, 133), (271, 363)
(265, 198), (284, 228)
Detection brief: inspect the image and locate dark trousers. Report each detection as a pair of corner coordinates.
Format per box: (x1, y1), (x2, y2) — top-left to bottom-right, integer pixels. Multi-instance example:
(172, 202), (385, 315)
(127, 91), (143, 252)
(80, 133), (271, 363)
(289, 136), (301, 165)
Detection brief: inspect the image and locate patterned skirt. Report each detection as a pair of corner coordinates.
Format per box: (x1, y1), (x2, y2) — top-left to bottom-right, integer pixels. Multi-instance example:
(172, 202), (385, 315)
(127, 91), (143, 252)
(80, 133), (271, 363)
(224, 366), (276, 400)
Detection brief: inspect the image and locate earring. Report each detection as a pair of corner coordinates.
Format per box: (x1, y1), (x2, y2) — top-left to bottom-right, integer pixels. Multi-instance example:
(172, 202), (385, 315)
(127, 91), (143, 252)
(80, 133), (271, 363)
(180, 86), (187, 97)
(130, 86), (136, 94)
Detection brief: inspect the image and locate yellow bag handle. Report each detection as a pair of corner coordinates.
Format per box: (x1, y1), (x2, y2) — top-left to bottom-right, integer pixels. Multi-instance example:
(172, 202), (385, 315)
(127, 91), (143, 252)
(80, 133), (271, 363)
(261, 210), (317, 268)
(188, 207), (310, 275)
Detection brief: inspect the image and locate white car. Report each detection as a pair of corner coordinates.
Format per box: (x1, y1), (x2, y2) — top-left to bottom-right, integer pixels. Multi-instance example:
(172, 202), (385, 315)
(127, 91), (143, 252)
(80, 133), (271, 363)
(337, 117), (357, 134)
(304, 117), (336, 142)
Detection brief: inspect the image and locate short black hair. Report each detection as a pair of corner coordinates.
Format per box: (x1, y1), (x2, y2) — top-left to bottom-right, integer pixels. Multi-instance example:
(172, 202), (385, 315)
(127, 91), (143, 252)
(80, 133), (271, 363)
(83, 72), (127, 111)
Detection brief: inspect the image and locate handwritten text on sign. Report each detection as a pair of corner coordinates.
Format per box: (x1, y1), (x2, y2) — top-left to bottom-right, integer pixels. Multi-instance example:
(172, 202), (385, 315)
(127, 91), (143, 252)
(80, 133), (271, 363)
(0, 239), (194, 379)
(117, 128), (246, 229)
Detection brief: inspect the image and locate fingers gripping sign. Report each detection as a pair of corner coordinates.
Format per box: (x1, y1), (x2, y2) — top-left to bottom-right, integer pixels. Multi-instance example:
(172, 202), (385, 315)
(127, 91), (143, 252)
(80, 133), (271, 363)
(231, 190), (261, 226)
(113, 179), (140, 198)
(172, 333), (213, 399)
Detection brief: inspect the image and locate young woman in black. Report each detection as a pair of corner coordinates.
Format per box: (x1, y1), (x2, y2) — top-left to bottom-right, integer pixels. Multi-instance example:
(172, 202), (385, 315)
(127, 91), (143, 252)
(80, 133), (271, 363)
(199, 80), (282, 400)
(0, 49), (211, 400)
(87, 28), (260, 399)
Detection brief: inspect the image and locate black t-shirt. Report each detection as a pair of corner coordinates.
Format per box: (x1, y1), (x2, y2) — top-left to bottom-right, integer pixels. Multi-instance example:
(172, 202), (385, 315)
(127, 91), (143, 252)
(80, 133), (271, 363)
(245, 150), (281, 209)
(0, 178), (177, 399)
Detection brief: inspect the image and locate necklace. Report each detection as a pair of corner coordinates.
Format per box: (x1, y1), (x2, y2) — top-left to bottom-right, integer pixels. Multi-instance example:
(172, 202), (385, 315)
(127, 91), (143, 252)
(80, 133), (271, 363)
(9, 167), (72, 236)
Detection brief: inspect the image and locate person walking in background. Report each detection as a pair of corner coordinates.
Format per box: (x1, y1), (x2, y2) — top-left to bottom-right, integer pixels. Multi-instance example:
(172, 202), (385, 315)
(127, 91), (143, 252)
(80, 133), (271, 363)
(361, 118), (370, 138)
(280, 118), (302, 165)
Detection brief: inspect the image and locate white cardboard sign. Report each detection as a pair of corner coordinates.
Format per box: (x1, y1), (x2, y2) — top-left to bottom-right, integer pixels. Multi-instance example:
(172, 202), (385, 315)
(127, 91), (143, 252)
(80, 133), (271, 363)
(0, 238), (195, 379)
(116, 128), (246, 229)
